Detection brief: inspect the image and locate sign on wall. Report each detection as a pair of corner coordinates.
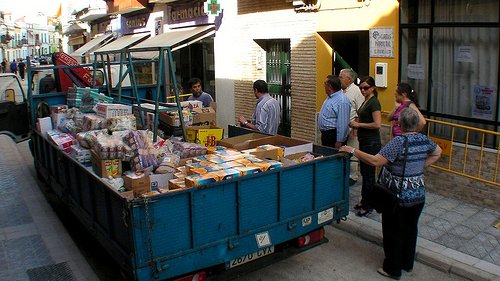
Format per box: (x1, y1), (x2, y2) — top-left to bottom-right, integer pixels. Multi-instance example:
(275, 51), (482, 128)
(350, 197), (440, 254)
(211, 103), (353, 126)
(369, 27), (394, 58)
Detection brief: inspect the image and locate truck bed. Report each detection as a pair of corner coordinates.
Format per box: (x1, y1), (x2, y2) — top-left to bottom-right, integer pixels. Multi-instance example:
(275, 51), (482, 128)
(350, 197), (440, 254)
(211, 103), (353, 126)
(32, 128), (349, 280)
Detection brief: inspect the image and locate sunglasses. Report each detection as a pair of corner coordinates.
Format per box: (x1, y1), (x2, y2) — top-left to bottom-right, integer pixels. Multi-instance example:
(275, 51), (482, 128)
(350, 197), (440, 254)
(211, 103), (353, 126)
(359, 86), (372, 91)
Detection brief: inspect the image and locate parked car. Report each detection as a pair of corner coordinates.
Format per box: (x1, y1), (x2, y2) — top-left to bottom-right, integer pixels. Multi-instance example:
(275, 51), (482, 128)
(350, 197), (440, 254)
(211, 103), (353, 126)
(30, 59), (40, 66)
(38, 57), (49, 65)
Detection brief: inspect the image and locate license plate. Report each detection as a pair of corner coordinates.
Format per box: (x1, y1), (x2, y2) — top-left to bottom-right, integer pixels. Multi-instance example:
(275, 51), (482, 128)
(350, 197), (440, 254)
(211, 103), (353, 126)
(227, 246), (275, 269)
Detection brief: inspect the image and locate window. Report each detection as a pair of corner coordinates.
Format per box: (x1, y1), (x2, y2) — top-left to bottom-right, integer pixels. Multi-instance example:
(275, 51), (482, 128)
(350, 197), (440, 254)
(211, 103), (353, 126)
(400, 0), (500, 147)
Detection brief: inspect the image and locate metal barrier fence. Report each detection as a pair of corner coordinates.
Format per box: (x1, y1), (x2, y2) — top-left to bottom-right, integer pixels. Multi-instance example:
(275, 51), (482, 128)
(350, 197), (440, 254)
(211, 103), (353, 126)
(385, 115), (500, 187)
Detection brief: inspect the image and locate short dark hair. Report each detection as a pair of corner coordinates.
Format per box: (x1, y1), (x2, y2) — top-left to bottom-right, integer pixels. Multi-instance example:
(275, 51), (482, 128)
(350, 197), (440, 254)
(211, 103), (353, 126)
(326, 75), (342, 92)
(253, 80), (268, 93)
(188, 77), (202, 88)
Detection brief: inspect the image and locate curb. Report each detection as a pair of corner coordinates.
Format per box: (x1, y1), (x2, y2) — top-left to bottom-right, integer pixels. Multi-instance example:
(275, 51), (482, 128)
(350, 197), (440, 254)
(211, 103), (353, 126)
(331, 211), (500, 281)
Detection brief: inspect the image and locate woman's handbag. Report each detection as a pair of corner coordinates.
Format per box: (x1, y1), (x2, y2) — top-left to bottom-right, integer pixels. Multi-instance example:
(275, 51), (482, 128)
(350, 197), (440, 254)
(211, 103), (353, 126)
(369, 136), (409, 214)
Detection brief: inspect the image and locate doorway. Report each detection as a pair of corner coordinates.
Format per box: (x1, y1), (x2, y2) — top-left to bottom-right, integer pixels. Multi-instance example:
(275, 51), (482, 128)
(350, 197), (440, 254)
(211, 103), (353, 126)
(332, 31), (369, 79)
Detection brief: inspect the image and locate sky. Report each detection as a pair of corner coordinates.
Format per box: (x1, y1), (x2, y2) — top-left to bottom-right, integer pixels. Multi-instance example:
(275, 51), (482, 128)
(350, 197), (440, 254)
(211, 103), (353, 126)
(0, 0), (62, 18)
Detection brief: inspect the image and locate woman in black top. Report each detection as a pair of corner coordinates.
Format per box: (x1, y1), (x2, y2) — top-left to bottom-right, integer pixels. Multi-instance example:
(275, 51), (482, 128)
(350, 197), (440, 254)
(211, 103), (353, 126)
(349, 76), (382, 216)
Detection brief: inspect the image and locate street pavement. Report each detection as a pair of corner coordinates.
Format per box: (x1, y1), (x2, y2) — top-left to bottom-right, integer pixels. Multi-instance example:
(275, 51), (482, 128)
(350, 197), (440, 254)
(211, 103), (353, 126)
(0, 134), (499, 280)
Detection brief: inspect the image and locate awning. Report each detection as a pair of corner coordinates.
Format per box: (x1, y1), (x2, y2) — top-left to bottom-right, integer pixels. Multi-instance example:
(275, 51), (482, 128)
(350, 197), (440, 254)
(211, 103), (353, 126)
(129, 25), (215, 59)
(71, 33), (115, 57)
(94, 32), (150, 54)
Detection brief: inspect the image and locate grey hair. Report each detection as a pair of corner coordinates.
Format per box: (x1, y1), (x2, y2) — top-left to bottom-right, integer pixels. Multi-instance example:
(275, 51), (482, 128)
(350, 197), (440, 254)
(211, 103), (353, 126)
(340, 68), (356, 82)
(399, 107), (420, 133)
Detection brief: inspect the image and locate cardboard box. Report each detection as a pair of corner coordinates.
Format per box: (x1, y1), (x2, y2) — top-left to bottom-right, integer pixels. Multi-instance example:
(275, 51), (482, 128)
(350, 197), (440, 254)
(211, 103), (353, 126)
(191, 107), (216, 126)
(185, 172), (219, 188)
(119, 190), (135, 200)
(149, 173), (173, 190)
(91, 150), (122, 178)
(166, 100), (203, 109)
(123, 172), (151, 196)
(159, 110), (193, 127)
(241, 145), (283, 161)
(281, 152), (323, 166)
(37, 117), (53, 137)
(95, 103), (132, 119)
(248, 135), (313, 156)
(216, 133), (269, 150)
(186, 126), (224, 148)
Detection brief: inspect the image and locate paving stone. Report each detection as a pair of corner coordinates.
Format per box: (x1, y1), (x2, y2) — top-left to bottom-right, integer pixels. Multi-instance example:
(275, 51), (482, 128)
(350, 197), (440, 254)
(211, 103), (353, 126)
(458, 233), (498, 260)
(452, 203), (481, 218)
(430, 217), (457, 232)
(483, 246), (500, 266)
(422, 205), (448, 217)
(419, 225), (445, 240)
(441, 211), (471, 224)
(434, 197), (461, 211)
(467, 211), (498, 232)
(424, 192), (444, 205)
(450, 224), (477, 240)
(436, 233), (469, 251)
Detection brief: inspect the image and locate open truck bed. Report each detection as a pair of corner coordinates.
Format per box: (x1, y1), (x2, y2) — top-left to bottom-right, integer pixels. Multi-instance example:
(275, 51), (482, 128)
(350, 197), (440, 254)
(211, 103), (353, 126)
(31, 129), (349, 280)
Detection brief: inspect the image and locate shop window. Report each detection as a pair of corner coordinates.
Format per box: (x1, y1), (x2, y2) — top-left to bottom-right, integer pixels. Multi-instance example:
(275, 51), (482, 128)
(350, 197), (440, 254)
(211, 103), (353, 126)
(434, 0), (499, 23)
(400, 28), (429, 110)
(400, 0), (500, 147)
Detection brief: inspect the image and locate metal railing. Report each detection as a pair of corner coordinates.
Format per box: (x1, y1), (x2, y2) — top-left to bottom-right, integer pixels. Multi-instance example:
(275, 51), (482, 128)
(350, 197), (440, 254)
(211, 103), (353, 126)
(385, 113), (500, 187)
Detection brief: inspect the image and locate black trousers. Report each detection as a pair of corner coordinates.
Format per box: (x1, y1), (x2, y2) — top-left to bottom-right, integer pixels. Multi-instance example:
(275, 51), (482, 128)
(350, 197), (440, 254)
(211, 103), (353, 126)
(381, 202), (425, 277)
(321, 128), (346, 148)
(359, 139), (381, 209)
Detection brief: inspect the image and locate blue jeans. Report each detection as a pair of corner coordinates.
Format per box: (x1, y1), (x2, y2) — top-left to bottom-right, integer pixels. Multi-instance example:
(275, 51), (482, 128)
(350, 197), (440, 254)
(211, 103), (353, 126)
(359, 138), (381, 209)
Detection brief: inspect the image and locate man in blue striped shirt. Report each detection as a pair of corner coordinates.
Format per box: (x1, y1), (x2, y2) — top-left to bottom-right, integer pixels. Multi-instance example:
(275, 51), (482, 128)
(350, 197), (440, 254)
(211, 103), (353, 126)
(318, 75), (351, 148)
(239, 80), (281, 135)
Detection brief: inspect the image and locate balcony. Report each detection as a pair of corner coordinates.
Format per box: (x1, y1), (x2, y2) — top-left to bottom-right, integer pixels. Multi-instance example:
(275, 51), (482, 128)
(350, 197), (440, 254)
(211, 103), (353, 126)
(16, 39), (28, 47)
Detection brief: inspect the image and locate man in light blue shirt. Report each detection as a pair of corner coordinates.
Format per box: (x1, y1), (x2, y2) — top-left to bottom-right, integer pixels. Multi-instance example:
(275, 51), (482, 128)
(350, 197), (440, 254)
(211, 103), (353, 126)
(239, 80), (281, 135)
(318, 75), (351, 148)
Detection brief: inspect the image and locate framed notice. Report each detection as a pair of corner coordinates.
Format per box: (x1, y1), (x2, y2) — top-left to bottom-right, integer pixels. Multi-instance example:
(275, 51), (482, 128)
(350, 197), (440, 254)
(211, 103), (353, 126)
(370, 27), (394, 58)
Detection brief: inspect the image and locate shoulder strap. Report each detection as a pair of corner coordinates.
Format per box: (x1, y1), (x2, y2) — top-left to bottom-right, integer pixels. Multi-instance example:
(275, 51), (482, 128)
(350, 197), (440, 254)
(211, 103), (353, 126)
(399, 136), (410, 193)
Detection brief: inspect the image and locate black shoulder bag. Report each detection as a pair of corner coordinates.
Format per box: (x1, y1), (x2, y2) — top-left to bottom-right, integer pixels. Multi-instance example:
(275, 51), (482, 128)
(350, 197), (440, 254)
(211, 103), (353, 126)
(369, 136), (409, 214)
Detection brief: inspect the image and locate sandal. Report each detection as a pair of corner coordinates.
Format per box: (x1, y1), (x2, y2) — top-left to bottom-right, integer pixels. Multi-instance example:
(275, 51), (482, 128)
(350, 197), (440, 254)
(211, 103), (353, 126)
(356, 209), (372, 217)
(377, 268), (401, 280)
(353, 203), (363, 210)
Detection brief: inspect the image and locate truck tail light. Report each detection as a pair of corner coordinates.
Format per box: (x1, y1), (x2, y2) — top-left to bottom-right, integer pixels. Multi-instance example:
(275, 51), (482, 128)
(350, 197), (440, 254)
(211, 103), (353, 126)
(173, 271), (207, 281)
(297, 228), (325, 247)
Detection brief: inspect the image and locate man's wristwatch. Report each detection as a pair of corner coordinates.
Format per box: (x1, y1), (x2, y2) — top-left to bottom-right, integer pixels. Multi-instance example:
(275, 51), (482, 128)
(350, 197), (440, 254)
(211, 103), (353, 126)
(349, 148), (355, 156)
(244, 121), (249, 126)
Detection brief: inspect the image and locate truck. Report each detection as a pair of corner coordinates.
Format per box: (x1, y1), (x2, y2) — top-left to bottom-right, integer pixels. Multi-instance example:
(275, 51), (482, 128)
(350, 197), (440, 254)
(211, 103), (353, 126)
(0, 73), (30, 142)
(20, 46), (350, 280)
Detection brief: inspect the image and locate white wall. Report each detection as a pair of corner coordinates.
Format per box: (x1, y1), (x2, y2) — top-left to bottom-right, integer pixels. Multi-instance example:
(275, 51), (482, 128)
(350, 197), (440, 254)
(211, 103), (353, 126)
(213, 0), (238, 135)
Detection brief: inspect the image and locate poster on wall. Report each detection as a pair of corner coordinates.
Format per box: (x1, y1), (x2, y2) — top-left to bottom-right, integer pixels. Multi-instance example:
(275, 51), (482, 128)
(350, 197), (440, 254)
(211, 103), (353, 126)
(471, 85), (497, 120)
(407, 64), (425, 80)
(369, 27), (394, 58)
(456, 46), (474, 63)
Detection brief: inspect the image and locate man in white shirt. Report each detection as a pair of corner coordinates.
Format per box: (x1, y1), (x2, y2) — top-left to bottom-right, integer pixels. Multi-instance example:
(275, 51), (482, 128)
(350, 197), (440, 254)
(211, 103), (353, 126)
(339, 69), (365, 186)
